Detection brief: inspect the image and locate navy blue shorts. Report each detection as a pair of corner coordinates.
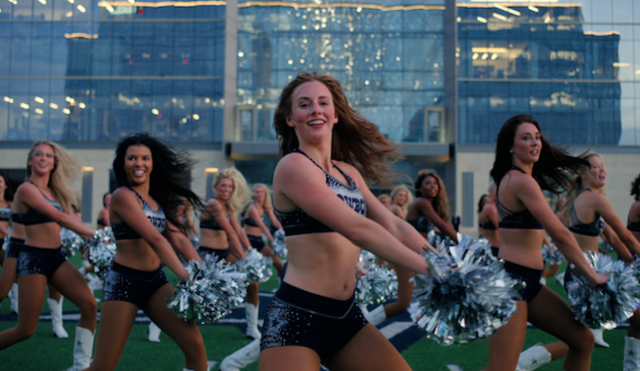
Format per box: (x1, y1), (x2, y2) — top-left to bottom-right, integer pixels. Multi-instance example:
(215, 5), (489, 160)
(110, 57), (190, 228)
(5, 237), (24, 259)
(491, 246), (500, 258)
(247, 234), (266, 252)
(260, 281), (368, 359)
(16, 245), (67, 279)
(198, 246), (230, 260)
(504, 261), (543, 302)
(103, 262), (169, 308)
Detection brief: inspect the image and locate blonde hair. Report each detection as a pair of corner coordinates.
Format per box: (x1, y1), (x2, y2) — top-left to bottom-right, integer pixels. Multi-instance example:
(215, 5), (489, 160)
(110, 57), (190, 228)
(252, 183), (273, 212)
(562, 152), (603, 225)
(391, 184), (413, 216)
(212, 167), (250, 214)
(27, 140), (80, 214)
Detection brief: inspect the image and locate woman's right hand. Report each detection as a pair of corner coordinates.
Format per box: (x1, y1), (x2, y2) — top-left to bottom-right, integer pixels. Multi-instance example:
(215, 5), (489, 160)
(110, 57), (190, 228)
(587, 273), (608, 288)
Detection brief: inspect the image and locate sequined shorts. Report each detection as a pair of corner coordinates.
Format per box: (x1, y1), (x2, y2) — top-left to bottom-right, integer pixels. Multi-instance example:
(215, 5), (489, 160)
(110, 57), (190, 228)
(503, 260), (543, 302)
(491, 246), (500, 258)
(103, 262), (168, 308)
(16, 245), (67, 279)
(198, 246), (230, 260)
(5, 237), (24, 259)
(247, 234), (265, 252)
(260, 281), (367, 359)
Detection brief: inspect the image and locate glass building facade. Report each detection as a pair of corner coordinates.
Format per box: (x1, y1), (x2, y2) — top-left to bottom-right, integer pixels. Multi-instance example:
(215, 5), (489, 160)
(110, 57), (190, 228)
(457, 0), (640, 146)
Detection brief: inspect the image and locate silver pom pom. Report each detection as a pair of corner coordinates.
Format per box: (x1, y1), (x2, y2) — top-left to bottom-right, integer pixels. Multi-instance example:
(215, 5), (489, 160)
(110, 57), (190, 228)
(60, 228), (85, 258)
(167, 255), (248, 323)
(566, 251), (640, 330)
(409, 238), (519, 345)
(356, 261), (398, 305)
(272, 229), (287, 258)
(236, 248), (273, 283)
(2, 235), (9, 251)
(86, 228), (117, 279)
(542, 242), (565, 265)
(599, 241), (614, 254)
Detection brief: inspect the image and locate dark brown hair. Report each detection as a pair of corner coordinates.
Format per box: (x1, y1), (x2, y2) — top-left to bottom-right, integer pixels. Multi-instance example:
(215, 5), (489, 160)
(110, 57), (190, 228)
(414, 170), (450, 222)
(631, 174), (640, 201)
(273, 71), (400, 186)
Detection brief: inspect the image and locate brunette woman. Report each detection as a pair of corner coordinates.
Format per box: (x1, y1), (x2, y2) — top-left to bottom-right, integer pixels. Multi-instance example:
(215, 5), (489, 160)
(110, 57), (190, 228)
(482, 115), (607, 371)
(478, 184), (500, 256)
(258, 71), (431, 371)
(366, 170), (456, 326)
(0, 140), (97, 371)
(85, 134), (209, 371)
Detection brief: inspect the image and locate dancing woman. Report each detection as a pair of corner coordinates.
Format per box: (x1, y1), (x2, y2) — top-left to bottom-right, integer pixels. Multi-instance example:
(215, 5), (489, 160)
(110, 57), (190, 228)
(243, 183), (284, 276)
(366, 170), (456, 326)
(478, 184), (500, 256)
(0, 140), (97, 370)
(86, 133), (208, 371)
(0, 174), (10, 240)
(560, 154), (640, 362)
(96, 193), (111, 229)
(258, 71), (431, 371)
(482, 115), (607, 371)
(389, 185), (412, 220)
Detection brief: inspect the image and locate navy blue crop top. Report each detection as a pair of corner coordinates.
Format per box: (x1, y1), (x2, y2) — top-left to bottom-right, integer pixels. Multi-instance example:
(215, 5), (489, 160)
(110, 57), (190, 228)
(11, 213), (22, 224)
(568, 190), (605, 236)
(200, 209), (229, 231)
(407, 216), (434, 233)
(20, 183), (63, 226)
(112, 187), (166, 240)
(497, 167), (543, 230)
(0, 204), (10, 222)
(478, 219), (497, 230)
(628, 217), (640, 232)
(275, 149), (366, 236)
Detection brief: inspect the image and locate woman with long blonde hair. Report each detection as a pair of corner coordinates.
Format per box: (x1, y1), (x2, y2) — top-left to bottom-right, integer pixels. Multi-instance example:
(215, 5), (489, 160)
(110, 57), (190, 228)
(389, 185), (412, 220)
(0, 140), (97, 370)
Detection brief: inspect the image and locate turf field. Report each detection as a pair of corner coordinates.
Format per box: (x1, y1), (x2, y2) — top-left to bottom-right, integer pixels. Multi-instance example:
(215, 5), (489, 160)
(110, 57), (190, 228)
(0, 255), (627, 370)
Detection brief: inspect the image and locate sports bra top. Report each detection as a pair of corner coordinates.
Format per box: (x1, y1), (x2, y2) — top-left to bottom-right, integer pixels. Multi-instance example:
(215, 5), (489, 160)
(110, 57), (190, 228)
(200, 209), (229, 231)
(11, 213), (22, 224)
(20, 183), (63, 226)
(407, 216), (434, 233)
(112, 187), (166, 240)
(244, 210), (267, 228)
(0, 203), (11, 222)
(497, 167), (543, 230)
(478, 219), (497, 230)
(275, 149), (366, 236)
(567, 189), (605, 236)
(628, 217), (640, 232)
(97, 218), (108, 227)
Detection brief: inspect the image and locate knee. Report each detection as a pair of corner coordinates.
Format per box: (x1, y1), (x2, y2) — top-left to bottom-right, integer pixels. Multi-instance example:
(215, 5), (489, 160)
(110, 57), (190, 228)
(570, 327), (594, 353)
(16, 326), (37, 341)
(80, 296), (98, 316)
(181, 333), (206, 357)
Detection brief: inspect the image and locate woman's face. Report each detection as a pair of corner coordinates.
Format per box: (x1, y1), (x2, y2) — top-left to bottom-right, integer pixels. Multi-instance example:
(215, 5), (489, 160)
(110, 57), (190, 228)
(480, 195), (490, 208)
(583, 155), (606, 188)
(393, 190), (408, 206)
(28, 144), (55, 177)
(286, 80), (338, 144)
(253, 186), (266, 204)
(0, 176), (6, 194)
(511, 123), (541, 165)
(420, 175), (439, 199)
(124, 145), (153, 186)
(379, 196), (391, 208)
(215, 178), (234, 202)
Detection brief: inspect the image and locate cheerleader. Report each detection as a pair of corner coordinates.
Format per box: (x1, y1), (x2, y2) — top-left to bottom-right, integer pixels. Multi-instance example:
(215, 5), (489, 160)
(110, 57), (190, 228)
(85, 133), (209, 371)
(389, 185), (413, 220)
(478, 184), (500, 256)
(96, 193), (111, 229)
(0, 140), (97, 371)
(243, 183), (284, 277)
(0, 174), (10, 239)
(627, 173), (640, 369)
(482, 115), (607, 371)
(258, 71), (431, 371)
(366, 170), (454, 326)
(377, 194), (392, 209)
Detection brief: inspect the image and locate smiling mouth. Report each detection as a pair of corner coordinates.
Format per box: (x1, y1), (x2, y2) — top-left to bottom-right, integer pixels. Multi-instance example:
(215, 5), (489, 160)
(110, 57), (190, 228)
(308, 120), (324, 126)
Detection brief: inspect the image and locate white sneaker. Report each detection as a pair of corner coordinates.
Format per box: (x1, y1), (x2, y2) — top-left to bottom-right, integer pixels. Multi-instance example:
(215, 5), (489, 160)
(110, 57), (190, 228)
(591, 327), (609, 348)
(148, 322), (161, 343)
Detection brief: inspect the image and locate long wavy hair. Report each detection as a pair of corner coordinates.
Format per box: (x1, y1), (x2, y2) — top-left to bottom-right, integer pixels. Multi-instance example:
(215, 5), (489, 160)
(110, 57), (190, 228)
(562, 152), (603, 225)
(27, 140), (80, 213)
(490, 114), (590, 194)
(391, 184), (413, 216)
(0, 173), (14, 202)
(631, 174), (640, 201)
(113, 133), (203, 233)
(414, 169), (450, 222)
(252, 183), (273, 212)
(273, 71), (401, 187)
(212, 168), (250, 215)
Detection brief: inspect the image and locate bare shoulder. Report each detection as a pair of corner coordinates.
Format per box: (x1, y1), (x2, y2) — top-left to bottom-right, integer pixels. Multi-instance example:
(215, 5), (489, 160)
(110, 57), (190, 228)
(111, 187), (138, 204)
(630, 200), (640, 215)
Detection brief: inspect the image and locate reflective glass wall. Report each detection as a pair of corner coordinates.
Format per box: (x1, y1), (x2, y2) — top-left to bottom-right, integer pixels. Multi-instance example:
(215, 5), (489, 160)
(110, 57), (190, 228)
(235, 0), (446, 143)
(0, 0), (226, 142)
(457, 0), (639, 146)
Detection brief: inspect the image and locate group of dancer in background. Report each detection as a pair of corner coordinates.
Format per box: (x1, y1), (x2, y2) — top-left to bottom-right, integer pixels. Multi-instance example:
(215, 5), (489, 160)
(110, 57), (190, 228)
(0, 71), (638, 371)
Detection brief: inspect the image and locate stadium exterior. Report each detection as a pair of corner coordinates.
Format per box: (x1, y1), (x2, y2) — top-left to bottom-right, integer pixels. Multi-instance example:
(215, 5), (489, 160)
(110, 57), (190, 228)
(1, 0), (639, 236)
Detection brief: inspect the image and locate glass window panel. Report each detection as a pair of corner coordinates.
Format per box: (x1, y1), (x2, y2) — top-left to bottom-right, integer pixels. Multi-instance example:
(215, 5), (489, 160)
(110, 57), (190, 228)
(612, 0), (634, 23)
(619, 98), (635, 145)
(590, 2), (612, 24)
(618, 43), (634, 82)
